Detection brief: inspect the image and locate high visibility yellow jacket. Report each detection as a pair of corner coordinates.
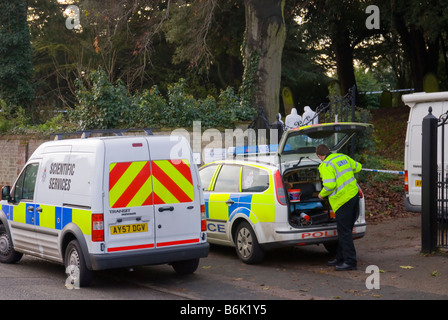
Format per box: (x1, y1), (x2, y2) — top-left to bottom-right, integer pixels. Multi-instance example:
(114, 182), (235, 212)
(318, 153), (361, 212)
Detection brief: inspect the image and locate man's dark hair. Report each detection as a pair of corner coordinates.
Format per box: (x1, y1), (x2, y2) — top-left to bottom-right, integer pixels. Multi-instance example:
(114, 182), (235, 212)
(316, 144), (331, 156)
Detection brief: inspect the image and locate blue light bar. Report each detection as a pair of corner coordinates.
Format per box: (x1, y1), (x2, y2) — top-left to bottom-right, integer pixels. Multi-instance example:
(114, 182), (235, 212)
(232, 144), (279, 156)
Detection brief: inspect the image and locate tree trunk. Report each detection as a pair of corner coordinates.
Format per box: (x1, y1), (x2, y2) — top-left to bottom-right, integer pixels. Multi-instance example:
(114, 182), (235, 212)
(242, 0), (286, 126)
(391, 1), (440, 92)
(333, 29), (356, 96)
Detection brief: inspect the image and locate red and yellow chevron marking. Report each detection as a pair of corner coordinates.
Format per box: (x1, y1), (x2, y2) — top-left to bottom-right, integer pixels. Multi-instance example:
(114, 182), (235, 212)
(108, 159), (194, 208)
(151, 159), (194, 205)
(109, 161), (152, 208)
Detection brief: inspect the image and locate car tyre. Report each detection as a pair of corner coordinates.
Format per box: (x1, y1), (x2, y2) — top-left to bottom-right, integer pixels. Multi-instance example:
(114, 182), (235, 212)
(234, 221), (264, 264)
(0, 225), (22, 264)
(64, 240), (94, 288)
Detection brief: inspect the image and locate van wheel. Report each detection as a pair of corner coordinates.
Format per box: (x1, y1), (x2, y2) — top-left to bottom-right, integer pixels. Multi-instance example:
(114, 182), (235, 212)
(0, 225), (22, 264)
(64, 240), (94, 287)
(234, 221), (264, 264)
(172, 258), (199, 275)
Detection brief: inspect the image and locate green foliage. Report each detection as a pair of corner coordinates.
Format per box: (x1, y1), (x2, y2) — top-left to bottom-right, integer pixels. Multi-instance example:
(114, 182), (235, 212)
(70, 70), (256, 130)
(239, 50), (260, 110)
(0, 102), (76, 136)
(0, 0), (35, 109)
(72, 70), (133, 129)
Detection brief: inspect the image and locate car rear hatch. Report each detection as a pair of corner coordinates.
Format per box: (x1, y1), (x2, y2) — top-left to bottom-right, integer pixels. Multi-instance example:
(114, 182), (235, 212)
(277, 123), (373, 169)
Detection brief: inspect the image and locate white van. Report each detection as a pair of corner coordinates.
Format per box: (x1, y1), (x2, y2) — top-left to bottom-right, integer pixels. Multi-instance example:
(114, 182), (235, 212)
(0, 135), (209, 286)
(403, 91), (448, 212)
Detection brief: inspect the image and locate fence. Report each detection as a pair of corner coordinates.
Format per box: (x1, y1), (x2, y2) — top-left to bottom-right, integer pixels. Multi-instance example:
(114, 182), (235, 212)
(421, 107), (448, 252)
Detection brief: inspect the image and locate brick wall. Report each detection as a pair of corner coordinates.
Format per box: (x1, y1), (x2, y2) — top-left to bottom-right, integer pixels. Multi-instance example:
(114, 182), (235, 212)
(0, 137), (47, 187)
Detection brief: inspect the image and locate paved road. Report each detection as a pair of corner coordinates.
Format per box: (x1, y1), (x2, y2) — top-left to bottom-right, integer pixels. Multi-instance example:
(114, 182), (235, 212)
(0, 215), (447, 304)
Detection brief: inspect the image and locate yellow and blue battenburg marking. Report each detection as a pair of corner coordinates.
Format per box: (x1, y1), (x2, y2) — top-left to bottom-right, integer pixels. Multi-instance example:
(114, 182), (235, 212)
(204, 193), (275, 225)
(1, 204), (91, 235)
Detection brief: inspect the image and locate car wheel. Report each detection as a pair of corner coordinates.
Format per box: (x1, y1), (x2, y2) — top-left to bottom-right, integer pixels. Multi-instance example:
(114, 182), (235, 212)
(234, 221), (264, 264)
(0, 225), (22, 264)
(64, 240), (94, 288)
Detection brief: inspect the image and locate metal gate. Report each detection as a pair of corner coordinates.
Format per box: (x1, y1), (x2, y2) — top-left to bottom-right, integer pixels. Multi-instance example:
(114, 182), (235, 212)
(422, 107), (448, 252)
(437, 111), (448, 249)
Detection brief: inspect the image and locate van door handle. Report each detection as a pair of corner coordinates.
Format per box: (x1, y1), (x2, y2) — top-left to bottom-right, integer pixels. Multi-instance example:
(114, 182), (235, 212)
(36, 207), (42, 213)
(27, 206), (34, 213)
(225, 200), (235, 206)
(158, 206), (174, 212)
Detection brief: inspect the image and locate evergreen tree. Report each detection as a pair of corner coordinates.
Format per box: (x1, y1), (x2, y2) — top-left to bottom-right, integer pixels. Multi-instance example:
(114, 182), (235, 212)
(0, 0), (35, 109)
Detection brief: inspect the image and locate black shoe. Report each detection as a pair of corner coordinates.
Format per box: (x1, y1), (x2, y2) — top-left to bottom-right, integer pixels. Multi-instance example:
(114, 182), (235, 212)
(327, 259), (342, 266)
(335, 262), (357, 271)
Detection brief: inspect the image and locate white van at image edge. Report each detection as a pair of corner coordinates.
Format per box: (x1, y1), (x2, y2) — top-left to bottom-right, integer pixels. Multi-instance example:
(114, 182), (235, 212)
(403, 91), (448, 212)
(0, 135), (209, 287)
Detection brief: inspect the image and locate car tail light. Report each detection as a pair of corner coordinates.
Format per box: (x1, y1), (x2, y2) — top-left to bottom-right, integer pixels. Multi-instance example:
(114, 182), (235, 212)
(92, 214), (104, 242)
(200, 204), (207, 232)
(404, 170), (409, 193)
(274, 170), (287, 206)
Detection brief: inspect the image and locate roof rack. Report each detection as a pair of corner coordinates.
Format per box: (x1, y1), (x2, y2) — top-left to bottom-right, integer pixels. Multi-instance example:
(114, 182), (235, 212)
(50, 128), (157, 140)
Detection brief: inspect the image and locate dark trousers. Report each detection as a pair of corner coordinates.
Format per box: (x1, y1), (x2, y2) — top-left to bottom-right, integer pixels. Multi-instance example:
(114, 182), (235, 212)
(335, 194), (360, 266)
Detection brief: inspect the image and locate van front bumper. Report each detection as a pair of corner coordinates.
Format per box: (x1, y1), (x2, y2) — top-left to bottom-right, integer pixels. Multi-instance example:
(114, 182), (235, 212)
(89, 242), (210, 271)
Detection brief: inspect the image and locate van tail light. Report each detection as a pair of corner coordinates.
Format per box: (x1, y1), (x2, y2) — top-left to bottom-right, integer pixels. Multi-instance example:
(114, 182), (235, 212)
(274, 170), (287, 206)
(92, 214), (104, 242)
(404, 170), (409, 193)
(200, 204), (207, 232)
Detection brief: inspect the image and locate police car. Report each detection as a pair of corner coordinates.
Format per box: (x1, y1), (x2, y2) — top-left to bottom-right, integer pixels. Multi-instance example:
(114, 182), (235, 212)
(0, 134), (209, 286)
(199, 123), (371, 264)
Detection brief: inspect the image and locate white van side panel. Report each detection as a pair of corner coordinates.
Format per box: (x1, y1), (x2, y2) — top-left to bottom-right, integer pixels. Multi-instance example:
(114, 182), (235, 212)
(30, 140), (105, 261)
(64, 141), (104, 210)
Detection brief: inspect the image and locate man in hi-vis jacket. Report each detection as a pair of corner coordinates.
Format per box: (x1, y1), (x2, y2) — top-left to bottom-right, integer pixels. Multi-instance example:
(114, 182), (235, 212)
(316, 144), (362, 271)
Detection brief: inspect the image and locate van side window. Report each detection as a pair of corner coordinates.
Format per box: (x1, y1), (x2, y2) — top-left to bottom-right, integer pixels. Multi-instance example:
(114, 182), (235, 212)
(199, 165), (218, 191)
(241, 166), (269, 193)
(213, 165), (241, 192)
(13, 163), (39, 202)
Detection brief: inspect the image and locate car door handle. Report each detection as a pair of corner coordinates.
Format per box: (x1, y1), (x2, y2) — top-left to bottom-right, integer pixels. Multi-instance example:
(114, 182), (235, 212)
(225, 200), (235, 206)
(158, 206), (174, 212)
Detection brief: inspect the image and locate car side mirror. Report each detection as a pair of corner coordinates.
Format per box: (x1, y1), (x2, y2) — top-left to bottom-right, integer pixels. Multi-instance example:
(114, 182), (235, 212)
(2, 186), (11, 201)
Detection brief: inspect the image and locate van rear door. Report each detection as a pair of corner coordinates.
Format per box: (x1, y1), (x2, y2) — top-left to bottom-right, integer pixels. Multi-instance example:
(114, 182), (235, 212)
(147, 136), (202, 248)
(103, 137), (155, 253)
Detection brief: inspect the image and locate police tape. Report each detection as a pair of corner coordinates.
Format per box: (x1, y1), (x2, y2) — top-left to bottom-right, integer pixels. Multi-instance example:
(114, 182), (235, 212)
(361, 168), (405, 175)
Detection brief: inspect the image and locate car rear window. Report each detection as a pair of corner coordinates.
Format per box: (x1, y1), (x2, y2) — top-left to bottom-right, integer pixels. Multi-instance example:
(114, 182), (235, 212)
(241, 166), (269, 193)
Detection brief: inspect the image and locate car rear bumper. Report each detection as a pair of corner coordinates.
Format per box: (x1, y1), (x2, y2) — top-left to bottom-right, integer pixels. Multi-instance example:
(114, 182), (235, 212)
(263, 223), (366, 250)
(89, 242), (210, 271)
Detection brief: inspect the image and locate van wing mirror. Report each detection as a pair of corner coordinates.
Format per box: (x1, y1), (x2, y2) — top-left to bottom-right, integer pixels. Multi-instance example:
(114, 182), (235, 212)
(2, 186), (11, 201)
